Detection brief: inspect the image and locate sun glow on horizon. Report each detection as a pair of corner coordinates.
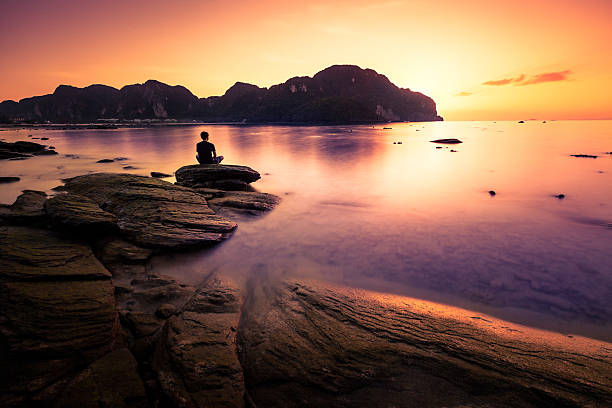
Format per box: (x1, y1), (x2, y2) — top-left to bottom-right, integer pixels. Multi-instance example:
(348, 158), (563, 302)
(1, 0), (610, 120)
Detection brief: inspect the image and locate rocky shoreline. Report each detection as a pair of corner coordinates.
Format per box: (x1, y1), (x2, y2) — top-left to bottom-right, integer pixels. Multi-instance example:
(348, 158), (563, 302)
(1, 163), (610, 407)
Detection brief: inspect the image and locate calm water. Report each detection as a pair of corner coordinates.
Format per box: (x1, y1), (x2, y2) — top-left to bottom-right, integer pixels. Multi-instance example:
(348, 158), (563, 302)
(1, 121), (611, 340)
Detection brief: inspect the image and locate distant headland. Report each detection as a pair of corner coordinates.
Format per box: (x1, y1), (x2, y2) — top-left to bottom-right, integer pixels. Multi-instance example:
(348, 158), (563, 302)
(0, 65), (442, 124)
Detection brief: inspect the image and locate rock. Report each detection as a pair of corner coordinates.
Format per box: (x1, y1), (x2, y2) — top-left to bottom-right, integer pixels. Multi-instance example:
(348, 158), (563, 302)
(488, 190), (496, 196)
(450, 149), (457, 152)
(96, 158), (115, 163)
(0, 176), (20, 183)
(555, 194), (566, 199)
(153, 275), (245, 408)
(430, 138), (462, 144)
(518, 120), (525, 123)
(114, 157), (129, 161)
(44, 193), (118, 235)
(54, 348), (147, 408)
(32, 149), (58, 156)
(156, 303), (177, 318)
(238, 278), (612, 408)
(435, 146), (442, 149)
(150, 171), (172, 178)
(40, 137), (49, 140)
(123, 166), (137, 170)
(175, 164), (260, 190)
(0, 140), (56, 160)
(208, 191), (280, 217)
(570, 154), (598, 159)
(58, 173), (237, 249)
(0, 190), (47, 224)
(96, 239), (153, 264)
(0, 226), (118, 406)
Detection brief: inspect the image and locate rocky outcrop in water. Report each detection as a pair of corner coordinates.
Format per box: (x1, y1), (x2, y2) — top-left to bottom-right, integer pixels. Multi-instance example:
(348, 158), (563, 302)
(0, 65), (442, 123)
(0, 140), (57, 160)
(175, 164), (261, 191)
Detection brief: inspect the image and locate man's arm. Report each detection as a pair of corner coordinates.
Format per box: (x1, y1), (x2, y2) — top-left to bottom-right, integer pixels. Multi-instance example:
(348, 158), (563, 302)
(212, 143), (217, 158)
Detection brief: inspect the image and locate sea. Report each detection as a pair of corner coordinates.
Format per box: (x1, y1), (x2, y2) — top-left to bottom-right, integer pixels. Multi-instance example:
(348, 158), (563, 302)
(1, 120), (611, 341)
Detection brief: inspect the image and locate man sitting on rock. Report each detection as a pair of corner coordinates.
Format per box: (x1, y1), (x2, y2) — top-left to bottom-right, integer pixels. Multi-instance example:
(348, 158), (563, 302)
(196, 131), (224, 164)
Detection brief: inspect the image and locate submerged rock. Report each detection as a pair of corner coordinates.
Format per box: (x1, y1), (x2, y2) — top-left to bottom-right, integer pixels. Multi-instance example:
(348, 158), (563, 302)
(175, 164), (260, 190)
(207, 190), (280, 218)
(0, 176), (20, 183)
(570, 154), (598, 158)
(0, 140), (56, 160)
(58, 173), (237, 249)
(150, 171), (172, 178)
(430, 138), (462, 144)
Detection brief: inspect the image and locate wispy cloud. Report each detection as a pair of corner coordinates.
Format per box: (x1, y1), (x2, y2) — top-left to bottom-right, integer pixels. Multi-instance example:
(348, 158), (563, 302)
(483, 74), (524, 86)
(483, 70), (572, 86)
(519, 70), (572, 85)
(455, 91), (473, 96)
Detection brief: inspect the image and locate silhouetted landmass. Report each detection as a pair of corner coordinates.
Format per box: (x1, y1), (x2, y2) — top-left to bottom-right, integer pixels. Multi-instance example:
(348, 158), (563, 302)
(0, 65), (442, 123)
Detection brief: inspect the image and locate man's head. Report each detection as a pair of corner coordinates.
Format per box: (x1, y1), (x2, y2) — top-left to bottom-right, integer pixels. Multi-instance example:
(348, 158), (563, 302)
(200, 131), (209, 141)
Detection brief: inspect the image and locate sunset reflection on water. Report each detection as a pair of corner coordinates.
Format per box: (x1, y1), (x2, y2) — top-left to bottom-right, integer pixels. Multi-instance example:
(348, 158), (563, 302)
(1, 120), (611, 340)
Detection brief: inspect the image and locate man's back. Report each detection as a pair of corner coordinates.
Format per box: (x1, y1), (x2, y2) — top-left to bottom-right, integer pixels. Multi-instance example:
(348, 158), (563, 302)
(196, 141), (215, 163)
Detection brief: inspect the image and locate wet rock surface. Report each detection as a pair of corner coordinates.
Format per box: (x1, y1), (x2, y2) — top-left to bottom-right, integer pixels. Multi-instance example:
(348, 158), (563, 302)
(175, 164), (260, 190)
(206, 190), (281, 218)
(0, 190), (47, 224)
(239, 278), (612, 408)
(45, 193), (118, 234)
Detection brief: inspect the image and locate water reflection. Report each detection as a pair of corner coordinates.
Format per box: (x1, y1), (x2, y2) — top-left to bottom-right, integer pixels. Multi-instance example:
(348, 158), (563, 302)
(1, 121), (611, 340)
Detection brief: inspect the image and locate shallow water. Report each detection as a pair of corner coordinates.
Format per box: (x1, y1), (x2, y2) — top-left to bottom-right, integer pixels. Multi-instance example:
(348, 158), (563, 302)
(1, 121), (611, 340)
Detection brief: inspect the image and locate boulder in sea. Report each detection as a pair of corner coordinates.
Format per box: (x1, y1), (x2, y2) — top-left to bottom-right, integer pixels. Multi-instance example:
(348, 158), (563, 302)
(430, 138), (462, 144)
(175, 164), (261, 190)
(96, 158), (115, 163)
(151, 171), (172, 178)
(58, 173), (237, 249)
(0, 140), (56, 160)
(0, 176), (20, 183)
(570, 154), (598, 159)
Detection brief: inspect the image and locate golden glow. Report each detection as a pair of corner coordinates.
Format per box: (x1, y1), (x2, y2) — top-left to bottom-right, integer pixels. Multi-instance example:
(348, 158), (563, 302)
(1, 0), (611, 120)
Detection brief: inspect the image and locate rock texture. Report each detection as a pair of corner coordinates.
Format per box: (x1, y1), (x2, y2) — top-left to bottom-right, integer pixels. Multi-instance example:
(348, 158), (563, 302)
(0, 226), (118, 406)
(238, 278), (612, 408)
(153, 275), (245, 408)
(175, 164), (261, 190)
(0, 190), (47, 224)
(59, 173), (237, 248)
(1, 65), (442, 123)
(45, 193), (118, 235)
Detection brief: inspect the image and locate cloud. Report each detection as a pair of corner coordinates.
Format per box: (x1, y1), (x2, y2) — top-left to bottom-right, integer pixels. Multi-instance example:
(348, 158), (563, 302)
(483, 74), (524, 86)
(483, 70), (572, 87)
(455, 91), (473, 96)
(519, 70), (572, 85)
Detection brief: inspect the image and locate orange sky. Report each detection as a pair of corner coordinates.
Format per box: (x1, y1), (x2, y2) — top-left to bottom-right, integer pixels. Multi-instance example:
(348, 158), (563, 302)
(1, 0), (610, 120)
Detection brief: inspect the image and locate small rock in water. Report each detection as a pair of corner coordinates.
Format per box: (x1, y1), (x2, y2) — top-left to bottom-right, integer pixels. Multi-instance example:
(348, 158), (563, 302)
(114, 157), (129, 161)
(488, 190), (496, 196)
(393, 142), (397, 144)
(450, 149), (457, 152)
(431, 138), (462, 144)
(0, 176), (20, 183)
(542, 121), (547, 123)
(96, 158), (114, 163)
(398, 141), (402, 144)
(40, 137), (49, 140)
(48, 146), (55, 149)
(570, 154), (598, 159)
(435, 146), (442, 149)
(518, 120), (525, 123)
(555, 194), (566, 199)
(151, 171), (172, 178)
(383, 127), (392, 130)
(123, 166), (137, 170)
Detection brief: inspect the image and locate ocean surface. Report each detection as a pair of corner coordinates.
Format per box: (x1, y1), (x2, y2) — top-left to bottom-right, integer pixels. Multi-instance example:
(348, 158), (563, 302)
(1, 121), (611, 340)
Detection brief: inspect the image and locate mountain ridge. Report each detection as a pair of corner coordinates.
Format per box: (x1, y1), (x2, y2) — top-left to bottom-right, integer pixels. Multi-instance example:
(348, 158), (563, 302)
(0, 65), (442, 123)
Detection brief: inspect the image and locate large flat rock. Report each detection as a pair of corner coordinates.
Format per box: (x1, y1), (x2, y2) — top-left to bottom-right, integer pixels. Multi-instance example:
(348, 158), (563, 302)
(175, 164), (260, 190)
(59, 173), (237, 249)
(0, 226), (118, 406)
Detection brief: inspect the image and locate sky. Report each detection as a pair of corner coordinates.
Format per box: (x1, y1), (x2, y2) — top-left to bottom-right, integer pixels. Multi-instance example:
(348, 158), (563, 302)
(0, 0), (611, 120)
